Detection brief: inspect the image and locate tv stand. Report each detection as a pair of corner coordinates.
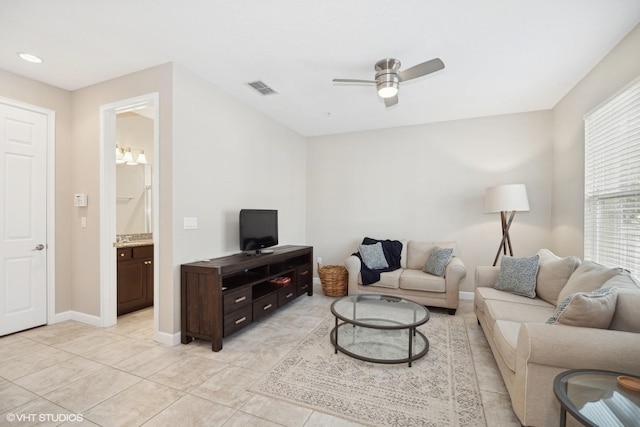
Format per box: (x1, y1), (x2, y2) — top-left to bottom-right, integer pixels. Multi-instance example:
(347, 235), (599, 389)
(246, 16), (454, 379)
(181, 245), (313, 351)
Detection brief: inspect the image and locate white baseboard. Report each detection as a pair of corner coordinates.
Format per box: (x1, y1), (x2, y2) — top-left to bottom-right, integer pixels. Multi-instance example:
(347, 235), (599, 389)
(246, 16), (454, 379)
(54, 311), (102, 327)
(459, 291), (475, 300)
(155, 330), (181, 346)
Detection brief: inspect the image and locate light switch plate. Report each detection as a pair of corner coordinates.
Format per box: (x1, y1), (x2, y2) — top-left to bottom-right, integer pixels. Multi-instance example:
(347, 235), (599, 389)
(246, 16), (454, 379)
(183, 217), (198, 229)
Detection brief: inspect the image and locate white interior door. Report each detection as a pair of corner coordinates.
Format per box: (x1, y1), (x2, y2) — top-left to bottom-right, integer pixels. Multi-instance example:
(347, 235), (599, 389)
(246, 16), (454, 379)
(0, 102), (48, 336)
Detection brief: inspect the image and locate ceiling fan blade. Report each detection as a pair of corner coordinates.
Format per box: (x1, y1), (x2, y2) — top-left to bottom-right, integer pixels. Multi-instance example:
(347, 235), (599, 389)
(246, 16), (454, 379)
(333, 78), (376, 84)
(384, 95), (398, 108)
(399, 58), (445, 82)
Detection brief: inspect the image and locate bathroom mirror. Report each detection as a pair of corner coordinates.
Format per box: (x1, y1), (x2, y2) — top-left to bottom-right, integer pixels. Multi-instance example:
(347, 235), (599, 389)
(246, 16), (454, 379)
(117, 163), (152, 234)
(116, 110), (154, 235)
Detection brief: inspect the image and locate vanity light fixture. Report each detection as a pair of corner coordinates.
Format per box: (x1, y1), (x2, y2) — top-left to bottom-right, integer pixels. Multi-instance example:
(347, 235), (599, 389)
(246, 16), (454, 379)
(17, 52), (43, 64)
(116, 145), (148, 165)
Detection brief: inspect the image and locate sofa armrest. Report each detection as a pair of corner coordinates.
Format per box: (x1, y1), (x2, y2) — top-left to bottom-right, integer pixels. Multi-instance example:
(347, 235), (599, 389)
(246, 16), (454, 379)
(475, 266), (500, 288)
(444, 256), (466, 289)
(516, 323), (640, 373)
(345, 255), (361, 295)
(511, 323), (640, 426)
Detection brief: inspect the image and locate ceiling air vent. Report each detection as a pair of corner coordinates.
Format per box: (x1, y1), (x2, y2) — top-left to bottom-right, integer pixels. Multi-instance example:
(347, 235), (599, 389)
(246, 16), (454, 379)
(248, 80), (278, 96)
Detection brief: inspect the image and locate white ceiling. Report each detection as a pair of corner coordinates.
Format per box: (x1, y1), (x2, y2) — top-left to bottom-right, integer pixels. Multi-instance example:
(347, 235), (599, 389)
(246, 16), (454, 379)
(2, 1), (640, 137)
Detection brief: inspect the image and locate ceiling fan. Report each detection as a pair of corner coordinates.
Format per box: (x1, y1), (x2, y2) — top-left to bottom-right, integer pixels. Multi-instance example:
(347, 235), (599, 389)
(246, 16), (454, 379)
(333, 57), (445, 107)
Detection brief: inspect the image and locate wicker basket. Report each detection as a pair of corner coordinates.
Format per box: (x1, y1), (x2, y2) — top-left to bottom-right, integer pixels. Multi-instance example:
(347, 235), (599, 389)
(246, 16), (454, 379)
(318, 264), (348, 297)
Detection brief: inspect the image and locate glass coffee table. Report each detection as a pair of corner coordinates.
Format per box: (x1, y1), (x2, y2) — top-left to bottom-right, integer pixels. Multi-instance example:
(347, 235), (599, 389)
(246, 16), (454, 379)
(330, 294), (429, 367)
(554, 369), (640, 427)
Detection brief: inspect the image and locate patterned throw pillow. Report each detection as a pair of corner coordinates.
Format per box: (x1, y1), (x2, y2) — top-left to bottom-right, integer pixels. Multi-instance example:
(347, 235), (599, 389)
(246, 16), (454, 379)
(494, 255), (540, 298)
(423, 247), (454, 277)
(359, 242), (389, 270)
(547, 287), (618, 328)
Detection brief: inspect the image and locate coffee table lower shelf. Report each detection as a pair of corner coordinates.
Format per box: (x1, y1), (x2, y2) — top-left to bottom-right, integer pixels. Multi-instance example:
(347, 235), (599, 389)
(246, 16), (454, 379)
(330, 321), (429, 367)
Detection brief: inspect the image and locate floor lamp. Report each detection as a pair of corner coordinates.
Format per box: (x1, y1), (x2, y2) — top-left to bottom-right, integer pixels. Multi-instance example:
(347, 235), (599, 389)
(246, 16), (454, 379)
(485, 184), (530, 266)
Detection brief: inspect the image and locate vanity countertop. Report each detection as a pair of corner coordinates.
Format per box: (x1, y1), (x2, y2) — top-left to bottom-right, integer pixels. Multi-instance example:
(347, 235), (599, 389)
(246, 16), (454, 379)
(114, 239), (154, 248)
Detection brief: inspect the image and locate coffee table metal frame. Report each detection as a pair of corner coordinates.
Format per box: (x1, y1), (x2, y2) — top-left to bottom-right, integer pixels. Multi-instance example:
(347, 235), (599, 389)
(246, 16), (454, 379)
(330, 294), (430, 367)
(553, 369), (640, 427)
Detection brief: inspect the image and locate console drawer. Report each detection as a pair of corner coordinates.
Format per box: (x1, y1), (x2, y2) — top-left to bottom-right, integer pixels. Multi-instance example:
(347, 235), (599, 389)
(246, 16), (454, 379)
(223, 305), (252, 337)
(223, 287), (252, 314)
(278, 284), (297, 307)
(297, 264), (312, 295)
(253, 293), (278, 321)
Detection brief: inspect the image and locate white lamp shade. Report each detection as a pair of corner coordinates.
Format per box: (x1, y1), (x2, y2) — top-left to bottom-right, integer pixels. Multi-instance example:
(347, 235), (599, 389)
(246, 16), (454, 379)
(485, 184), (530, 213)
(136, 151), (148, 164)
(123, 150), (136, 165)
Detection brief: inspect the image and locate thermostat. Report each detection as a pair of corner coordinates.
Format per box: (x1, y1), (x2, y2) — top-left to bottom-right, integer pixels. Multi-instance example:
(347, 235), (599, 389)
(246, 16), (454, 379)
(74, 193), (88, 207)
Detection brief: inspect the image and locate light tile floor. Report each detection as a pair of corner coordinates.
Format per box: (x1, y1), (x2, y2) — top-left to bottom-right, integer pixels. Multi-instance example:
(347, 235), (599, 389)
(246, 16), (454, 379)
(0, 285), (520, 426)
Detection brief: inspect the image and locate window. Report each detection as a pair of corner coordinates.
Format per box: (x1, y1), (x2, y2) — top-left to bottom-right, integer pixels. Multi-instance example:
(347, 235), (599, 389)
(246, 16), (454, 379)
(584, 78), (640, 276)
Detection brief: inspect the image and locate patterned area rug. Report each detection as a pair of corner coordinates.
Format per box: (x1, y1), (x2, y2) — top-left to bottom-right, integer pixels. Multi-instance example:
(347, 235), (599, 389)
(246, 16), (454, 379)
(250, 312), (486, 426)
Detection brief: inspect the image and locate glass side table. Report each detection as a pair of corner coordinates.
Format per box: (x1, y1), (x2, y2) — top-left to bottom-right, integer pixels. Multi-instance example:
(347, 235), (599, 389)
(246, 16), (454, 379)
(553, 369), (640, 427)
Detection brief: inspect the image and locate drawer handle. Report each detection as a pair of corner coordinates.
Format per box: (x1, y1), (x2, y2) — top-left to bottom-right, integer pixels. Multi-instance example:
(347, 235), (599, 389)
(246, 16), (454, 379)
(120, 253), (125, 257)
(301, 270), (309, 275)
(234, 296), (247, 303)
(263, 303), (273, 310)
(235, 316), (247, 325)
(222, 286), (228, 291)
(285, 292), (294, 299)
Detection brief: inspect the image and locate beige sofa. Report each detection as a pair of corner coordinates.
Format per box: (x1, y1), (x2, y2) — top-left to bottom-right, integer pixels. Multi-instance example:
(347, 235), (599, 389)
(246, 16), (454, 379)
(474, 249), (640, 427)
(345, 240), (466, 314)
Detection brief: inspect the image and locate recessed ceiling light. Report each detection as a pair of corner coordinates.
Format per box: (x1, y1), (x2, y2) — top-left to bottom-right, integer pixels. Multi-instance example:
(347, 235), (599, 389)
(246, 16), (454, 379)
(17, 52), (43, 64)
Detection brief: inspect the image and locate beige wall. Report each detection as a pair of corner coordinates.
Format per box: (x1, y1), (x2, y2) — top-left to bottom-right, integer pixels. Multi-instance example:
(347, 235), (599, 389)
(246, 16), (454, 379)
(306, 110), (554, 292)
(171, 65), (308, 331)
(551, 24), (640, 257)
(69, 64), (173, 328)
(0, 69), (73, 313)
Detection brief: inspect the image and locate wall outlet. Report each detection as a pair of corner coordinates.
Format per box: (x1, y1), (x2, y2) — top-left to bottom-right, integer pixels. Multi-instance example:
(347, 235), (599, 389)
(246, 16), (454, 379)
(184, 217), (198, 229)
(81, 216), (86, 228)
(317, 257), (322, 265)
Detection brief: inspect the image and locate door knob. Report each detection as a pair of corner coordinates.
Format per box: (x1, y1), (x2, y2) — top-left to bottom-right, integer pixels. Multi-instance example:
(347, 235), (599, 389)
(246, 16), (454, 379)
(32, 244), (45, 251)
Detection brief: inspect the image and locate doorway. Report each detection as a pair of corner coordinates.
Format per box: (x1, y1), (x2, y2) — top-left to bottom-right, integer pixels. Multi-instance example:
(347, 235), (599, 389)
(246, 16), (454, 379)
(99, 93), (159, 340)
(0, 97), (55, 336)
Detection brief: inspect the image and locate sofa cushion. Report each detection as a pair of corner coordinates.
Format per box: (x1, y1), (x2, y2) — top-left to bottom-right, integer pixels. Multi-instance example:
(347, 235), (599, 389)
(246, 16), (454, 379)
(358, 268), (402, 289)
(603, 274), (640, 332)
(407, 241), (456, 270)
(485, 299), (555, 324)
(557, 261), (623, 303)
(422, 247), (453, 277)
(399, 269), (445, 292)
(547, 287), (618, 328)
(609, 289), (640, 333)
(359, 242), (389, 270)
(603, 272), (640, 291)
(407, 241), (435, 270)
(494, 255), (540, 298)
(475, 287), (553, 312)
(493, 320), (520, 372)
(535, 249), (581, 306)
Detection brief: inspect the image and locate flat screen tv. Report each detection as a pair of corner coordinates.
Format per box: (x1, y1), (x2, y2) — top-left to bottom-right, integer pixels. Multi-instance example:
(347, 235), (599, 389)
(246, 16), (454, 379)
(239, 209), (278, 254)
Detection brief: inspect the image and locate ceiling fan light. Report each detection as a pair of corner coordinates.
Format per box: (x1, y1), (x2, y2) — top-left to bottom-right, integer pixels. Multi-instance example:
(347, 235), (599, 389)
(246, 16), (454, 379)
(17, 52), (43, 64)
(378, 84), (398, 99)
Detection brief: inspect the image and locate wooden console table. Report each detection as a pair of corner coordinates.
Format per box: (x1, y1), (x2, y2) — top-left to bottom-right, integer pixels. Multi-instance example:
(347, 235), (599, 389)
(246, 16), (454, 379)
(181, 245), (313, 351)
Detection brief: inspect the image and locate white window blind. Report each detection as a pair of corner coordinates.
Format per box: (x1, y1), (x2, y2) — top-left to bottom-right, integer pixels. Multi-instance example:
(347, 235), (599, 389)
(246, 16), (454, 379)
(584, 78), (640, 276)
